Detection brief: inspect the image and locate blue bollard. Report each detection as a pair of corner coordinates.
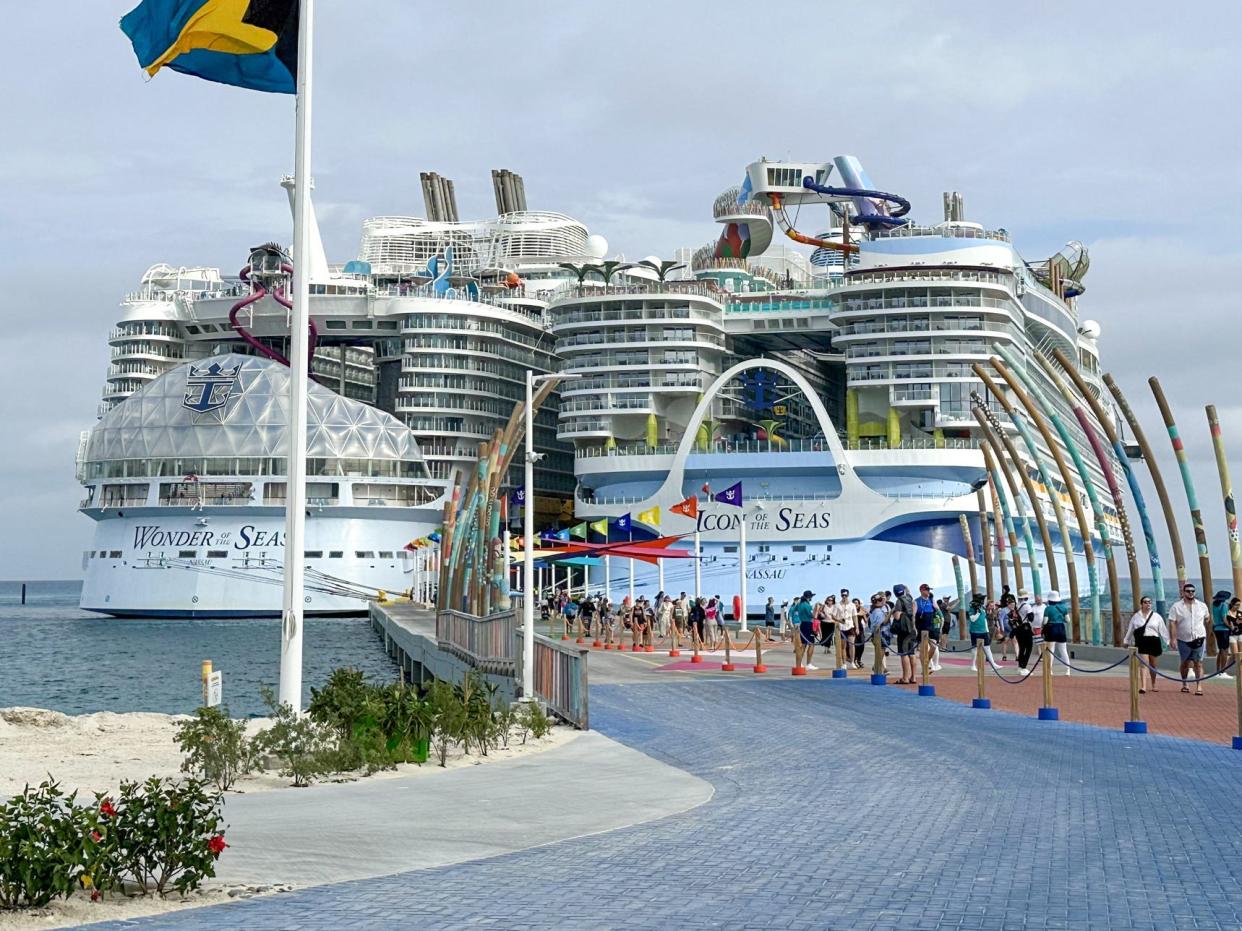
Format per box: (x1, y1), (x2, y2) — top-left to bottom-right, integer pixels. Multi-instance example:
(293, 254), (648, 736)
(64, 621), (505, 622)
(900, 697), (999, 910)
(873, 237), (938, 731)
(1038, 707), (1059, 721)
(832, 668), (847, 679)
(870, 673), (887, 686)
(1124, 721), (1147, 734)
(918, 685), (936, 697)
(972, 698), (991, 709)
(1232, 736), (1242, 750)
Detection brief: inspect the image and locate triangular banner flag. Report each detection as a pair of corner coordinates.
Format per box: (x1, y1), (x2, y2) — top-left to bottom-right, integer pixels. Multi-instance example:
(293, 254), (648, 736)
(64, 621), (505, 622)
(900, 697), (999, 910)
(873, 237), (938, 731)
(637, 506), (660, 527)
(714, 482), (743, 507)
(569, 522), (588, 540)
(669, 496), (698, 520)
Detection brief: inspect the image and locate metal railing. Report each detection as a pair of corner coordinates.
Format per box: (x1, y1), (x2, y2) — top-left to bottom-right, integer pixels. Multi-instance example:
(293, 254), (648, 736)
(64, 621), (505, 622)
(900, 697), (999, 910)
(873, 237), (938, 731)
(436, 608), (518, 675)
(529, 634), (589, 729)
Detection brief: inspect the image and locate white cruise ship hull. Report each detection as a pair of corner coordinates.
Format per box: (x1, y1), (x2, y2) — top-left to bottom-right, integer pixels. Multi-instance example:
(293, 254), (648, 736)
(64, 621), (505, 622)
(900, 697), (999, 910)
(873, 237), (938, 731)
(80, 510), (439, 617)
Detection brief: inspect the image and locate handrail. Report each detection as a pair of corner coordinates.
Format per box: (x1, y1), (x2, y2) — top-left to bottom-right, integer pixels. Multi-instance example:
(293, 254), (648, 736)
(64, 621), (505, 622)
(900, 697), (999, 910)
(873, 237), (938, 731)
(435, 608), (518, 674)
(523, 627), (589, 729)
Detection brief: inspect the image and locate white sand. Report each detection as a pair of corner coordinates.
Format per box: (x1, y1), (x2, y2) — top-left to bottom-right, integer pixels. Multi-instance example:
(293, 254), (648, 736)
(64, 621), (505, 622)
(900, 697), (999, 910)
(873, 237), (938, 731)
(0, 706), (575, 799)
(0, 706), (577, 928)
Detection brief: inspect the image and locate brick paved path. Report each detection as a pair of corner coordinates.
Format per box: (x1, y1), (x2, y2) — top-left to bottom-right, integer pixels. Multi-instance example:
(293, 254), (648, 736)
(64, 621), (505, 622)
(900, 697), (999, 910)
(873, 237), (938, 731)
(84, 679), (1242, 930)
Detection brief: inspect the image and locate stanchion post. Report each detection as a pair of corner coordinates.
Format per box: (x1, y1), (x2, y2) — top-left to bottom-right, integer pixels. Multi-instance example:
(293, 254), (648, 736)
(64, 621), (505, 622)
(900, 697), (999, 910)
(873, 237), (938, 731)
(792, 627), (807, 676)
(576, 617), (585, 645)
(669, 623), (681, 658)
(753, 625), (767, 673)
(832, 622), (847, 679)
(918, 631), (935, 696)
(1234, 653), (1242, 750)
(691, 625), (703, 664)
(721, 626), (736, 671)
(1125, 646), (1146, 734)
(972, 640), (990, 709)
(1038, 642), (1059, 720)
(871, 629), (887, 685)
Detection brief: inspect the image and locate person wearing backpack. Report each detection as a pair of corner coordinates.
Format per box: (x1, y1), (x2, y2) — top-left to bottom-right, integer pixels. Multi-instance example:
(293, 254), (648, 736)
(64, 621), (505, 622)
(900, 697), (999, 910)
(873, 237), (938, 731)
(914, 583), (941, 672)
(1122, 595), (1168, 693)
(1042, 590), (1071, 676)
(891, 584), (918, 684)
(672, 593), (688, 639)
(968, 593), (998, 672)
(1013, 590), (1036, 676)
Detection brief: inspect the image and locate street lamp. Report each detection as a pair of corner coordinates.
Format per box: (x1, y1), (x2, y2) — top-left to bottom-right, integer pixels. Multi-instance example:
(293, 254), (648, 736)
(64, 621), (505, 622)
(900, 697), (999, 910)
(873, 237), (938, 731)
(523, 369), (579, 701)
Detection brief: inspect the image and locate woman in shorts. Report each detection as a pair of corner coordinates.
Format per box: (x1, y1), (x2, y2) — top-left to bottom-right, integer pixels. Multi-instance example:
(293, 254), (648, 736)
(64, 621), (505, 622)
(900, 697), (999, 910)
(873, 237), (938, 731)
(1228, 598), (1242, 663)
(1123, 595), (1169, 693)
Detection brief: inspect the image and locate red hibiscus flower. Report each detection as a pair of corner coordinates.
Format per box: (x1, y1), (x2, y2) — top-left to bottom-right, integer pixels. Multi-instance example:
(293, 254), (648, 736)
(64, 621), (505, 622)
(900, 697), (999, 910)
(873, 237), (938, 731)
(207, 834), (228, 858)
(100, 799), (117, 818)
(90, 889), (102, 903)
(90, 830), (103, 842)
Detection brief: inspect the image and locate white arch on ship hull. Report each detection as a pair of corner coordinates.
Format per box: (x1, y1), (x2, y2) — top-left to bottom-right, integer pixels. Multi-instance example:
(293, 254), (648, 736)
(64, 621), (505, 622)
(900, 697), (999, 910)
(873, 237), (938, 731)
(653, 357), (878, 501)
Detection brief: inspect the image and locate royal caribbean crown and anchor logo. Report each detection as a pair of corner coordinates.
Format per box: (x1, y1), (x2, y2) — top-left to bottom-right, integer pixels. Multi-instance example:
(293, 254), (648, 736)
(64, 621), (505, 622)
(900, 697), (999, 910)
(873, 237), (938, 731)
(183, 361), (241, 414)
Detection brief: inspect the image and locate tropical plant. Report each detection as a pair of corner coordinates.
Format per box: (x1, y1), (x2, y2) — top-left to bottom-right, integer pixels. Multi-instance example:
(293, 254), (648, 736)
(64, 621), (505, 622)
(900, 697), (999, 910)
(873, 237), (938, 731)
(98, 777), (225, 897)
(427, 679), (466, 767)
(378, 681), (433, 764)
(308, 667), (378, 739)
(517, 701), (553, 744)
(0, 780), (94, 908)
(255, 687), (339, 787)
(557, 261), (596, 286)
(174, 706), (258, 792)
(590, 259), (629, 290)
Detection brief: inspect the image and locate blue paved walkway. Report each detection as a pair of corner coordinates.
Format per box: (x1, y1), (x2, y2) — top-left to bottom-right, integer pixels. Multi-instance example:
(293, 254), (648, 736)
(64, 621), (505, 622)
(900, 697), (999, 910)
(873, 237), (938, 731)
(84, 680), (1242, 930)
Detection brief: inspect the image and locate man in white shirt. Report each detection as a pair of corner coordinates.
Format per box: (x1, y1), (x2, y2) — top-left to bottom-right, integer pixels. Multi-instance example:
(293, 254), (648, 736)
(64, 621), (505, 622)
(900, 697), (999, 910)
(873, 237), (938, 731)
(835, 590), (859, 668)
(1168, 582), (1210, 694)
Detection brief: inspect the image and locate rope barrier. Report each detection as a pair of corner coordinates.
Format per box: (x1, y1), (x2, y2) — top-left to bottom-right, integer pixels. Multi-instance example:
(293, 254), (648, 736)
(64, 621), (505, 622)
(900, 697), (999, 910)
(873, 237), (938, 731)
(1138, 655), (1238, 684)
(1047, 651), (1130, 674)
(988, 652), (1044, 685)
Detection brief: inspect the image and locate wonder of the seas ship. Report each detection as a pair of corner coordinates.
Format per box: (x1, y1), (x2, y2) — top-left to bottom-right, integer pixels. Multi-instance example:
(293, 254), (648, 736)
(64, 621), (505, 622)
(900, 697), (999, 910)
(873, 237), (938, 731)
(79, 170), (599, 616)
(555, 157), (1121, 615)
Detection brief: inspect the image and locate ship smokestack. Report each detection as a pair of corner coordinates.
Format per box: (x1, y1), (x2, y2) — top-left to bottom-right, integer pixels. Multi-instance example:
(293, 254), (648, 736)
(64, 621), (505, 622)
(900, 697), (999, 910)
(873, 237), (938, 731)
(419, 172), (459, 222)
(943, 191), (966, 222)
(491, 169), (527, 214)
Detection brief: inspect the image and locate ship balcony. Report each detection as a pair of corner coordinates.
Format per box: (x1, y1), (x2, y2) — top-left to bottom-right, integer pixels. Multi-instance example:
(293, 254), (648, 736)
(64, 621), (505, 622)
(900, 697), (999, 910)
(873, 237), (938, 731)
(890, 387), (937, 406)
(109, 327), (185, 345)
(560, 395), (652, 415)
(558, 418), (613, 439)
(557, 330), (727, 351)
(551, 305), (723, 331)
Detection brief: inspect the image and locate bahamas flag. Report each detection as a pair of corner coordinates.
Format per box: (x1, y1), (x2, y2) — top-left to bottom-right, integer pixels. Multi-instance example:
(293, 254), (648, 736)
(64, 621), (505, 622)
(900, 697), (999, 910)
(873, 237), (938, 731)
(121, 0), (299, 94)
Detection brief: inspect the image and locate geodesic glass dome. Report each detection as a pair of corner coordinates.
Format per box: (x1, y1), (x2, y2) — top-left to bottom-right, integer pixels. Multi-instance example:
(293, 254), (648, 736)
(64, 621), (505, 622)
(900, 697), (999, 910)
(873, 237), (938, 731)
(84, 353), (426, 478)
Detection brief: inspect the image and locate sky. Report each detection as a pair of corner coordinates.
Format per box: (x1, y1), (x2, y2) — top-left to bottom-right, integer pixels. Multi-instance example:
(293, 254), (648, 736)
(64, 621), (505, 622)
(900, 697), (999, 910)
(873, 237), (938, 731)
(1, 1), (1240, 584)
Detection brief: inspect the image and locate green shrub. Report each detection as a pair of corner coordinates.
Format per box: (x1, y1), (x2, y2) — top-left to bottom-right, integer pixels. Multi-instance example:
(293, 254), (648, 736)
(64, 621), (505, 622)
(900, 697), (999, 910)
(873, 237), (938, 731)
(377, 681), (433, 764)
(518, 701), (553, 743)
(0, 780), (95, 908)
(174, 706), (257, 792)
(308, 667), (378, 738)
(427, 679), (466, 767)
(98, 777), (225, 896)
(255, 687), (339, 787)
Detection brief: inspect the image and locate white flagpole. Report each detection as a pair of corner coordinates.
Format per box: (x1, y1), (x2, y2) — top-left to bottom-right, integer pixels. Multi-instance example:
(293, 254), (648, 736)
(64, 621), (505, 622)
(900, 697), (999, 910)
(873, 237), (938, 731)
(693, 527), (702, 601)
(604, 554), (611, 604)
(738, 506), (748, 631)
(279, 0), (314, 713)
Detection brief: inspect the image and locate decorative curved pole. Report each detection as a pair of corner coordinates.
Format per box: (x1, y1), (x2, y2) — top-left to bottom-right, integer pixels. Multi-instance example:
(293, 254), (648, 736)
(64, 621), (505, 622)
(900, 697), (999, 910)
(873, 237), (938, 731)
(972, 399), (1046, 597)
(1104, 375), (1179, 613)
(977, 488), (995, 603)
(1207, 405), (1242, 598)
(959, 514), (979, 600)
(1032, 351), (1132, 644)
(1049, 350), (1156, 616)
(989, 476), (1012, 594)
(996, 347), (1104, 643)
(1151, 377), (1214, 610)
(979, 362), (1083, 641)
(981, 438), (1026, 594)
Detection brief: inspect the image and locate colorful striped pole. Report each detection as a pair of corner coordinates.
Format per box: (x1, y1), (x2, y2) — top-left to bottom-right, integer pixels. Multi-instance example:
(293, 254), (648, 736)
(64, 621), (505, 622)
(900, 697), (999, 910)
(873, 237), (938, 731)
(1105, 374), (1179, 614)
(959, 513), (979, 610)
(972, 401), (1046, 598)
(981, 440), (1026, 594)
(1151, 377), (1214, 623)
(952, 555), (967, 636)
(979, 362), (1082, 640)
(989, 476), (1012, 595)
(977, 488), (995, 604)
(998, 346), (1105, 644)
(1207, 405), (1242, 599)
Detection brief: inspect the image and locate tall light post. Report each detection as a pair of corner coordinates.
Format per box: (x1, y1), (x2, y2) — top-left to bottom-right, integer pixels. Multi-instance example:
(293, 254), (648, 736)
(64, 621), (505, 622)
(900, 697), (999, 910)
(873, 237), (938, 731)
(522, 369), (578, 701)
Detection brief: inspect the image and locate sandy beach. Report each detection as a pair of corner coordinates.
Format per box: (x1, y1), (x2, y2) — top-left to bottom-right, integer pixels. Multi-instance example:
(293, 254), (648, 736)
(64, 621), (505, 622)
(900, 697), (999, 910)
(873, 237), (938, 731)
(1, 706), (578, 929)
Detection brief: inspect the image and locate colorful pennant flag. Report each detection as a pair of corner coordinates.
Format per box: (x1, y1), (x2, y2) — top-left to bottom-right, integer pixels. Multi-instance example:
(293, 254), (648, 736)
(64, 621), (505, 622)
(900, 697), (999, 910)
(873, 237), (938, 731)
(120, 0), (300, 94)
(669, 496), (698, 520)
(569, 522), (588, 540)
(714, 482), (743, 507)
(612, 513), (632, 533)
(554, 529), (571, 542)
(589, 518), (609, 537)
(637, 506), (661, 527)
(509, 487), (526, 507)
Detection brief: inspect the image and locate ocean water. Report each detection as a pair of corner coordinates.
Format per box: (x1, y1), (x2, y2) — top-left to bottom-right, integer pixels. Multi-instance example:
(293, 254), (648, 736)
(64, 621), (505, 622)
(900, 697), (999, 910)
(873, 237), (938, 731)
(0, 581), (400, 717)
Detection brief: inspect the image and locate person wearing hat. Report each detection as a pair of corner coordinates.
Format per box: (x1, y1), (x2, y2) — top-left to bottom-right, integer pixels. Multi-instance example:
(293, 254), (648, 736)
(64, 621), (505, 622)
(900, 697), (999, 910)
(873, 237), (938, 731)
(1211, 590), (1235, 680)
(891, 583), (918, 684)
(967, 593), (998, 672)
(1013, 590), (1036, 676)
(1169, 582), (1210, 694)
(1042, 590), (1071, 675)
(791, 590), (818, 671)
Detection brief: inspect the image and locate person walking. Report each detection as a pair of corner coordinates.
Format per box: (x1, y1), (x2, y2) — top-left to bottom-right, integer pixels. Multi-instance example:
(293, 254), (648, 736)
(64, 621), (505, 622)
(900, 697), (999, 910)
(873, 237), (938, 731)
(1229, 598), (1242, 664)
(867, 594), (887, 673)
(851, 597), (867, 668)
(672, 592), (688, 640)
(1211, 590), (1234, 680)
(1122, 596), (1169, 693)
(1041, 591), (1071, 675)
(578, 593), (595, 637)
(704, 597), (719, 649)
(792, 590), (818, 671)
(968, 594), (997, 671)
(996, 594), (1014, 662)
(763, 596), (777, 640)
(1168, 582), (1209, 695)
(836, 589), (858, 668)
(689, 596), (707, 649)
(1013, 590), (1036, 676)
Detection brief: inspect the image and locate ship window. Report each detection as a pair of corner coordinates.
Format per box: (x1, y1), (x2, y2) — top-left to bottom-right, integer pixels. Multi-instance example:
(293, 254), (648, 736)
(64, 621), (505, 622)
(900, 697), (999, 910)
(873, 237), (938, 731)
(186, 325), (200, 334)
(208, 550), (227, 559)
(379, 551), (394, 559)
(758, 545), (771, 553)
(179, 550), (196, 558)
(329, 550), (343, 559)
(325, 320), (346, 330)
(377, 320), (398, 330)
(109, 550), (122, 558)
(792, 545), (806, 553)
(723, 545), (737, 554)
(304, 551), (323, 558)
(356, 551), (375, 558)
(350, 320), (373, 329)
(825, 545), (833, 552)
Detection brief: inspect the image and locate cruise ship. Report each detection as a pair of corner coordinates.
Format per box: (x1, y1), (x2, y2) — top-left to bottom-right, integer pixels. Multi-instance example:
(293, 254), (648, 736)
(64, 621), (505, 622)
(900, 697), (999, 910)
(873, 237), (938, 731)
(80, 170), (598, 615)
(554, 157), (1122, 614)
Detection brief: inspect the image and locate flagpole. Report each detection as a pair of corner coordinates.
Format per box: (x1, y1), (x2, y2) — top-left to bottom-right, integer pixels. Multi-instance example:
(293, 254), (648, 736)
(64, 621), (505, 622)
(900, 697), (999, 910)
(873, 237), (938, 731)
(279, 0), (314, 713)
(693, 527), (702, 602)
(605, 554), (611, 605)
(738, 506), (748, 632)
(628, 523), (635, 607)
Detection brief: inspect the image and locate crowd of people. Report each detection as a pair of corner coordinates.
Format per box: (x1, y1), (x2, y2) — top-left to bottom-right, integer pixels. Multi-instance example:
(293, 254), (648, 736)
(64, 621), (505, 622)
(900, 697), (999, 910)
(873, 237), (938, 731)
(543, 581), (1242, 692)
